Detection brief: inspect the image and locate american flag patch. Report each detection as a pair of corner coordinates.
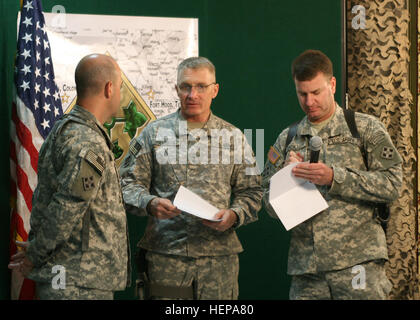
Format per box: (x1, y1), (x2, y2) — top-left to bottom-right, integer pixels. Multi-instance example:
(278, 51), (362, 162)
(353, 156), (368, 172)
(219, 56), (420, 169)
(129, 140), (142, 156)
(85, 150), (105, 175)
(268, 146), (281, 165)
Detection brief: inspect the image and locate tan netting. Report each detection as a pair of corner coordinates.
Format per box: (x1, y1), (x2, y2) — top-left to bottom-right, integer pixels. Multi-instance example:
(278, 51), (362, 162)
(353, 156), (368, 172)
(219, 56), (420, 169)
(346, 0), (419, 299)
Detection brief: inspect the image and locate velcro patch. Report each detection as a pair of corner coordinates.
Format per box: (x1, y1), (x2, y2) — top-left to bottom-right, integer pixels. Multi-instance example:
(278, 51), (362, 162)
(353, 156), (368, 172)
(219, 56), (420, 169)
(369, 131), (385, 146)
(268, 146), (281, 165)
(381, 146), (394, 160)
(85, 150), (105, 175)
(129, 140), (142, 156)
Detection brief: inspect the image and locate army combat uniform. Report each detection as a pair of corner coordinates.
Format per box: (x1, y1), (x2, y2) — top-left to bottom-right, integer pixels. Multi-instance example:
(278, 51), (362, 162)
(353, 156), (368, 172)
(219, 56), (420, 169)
(26, 105), (130, 300)
(120, 109), (262, 299)
(262, 105), (402, 300)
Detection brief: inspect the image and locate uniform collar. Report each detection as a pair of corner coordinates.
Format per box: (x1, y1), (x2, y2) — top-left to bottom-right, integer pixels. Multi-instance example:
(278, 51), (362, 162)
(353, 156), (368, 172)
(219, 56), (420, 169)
(174, 109), (219, 137)
(71, 105), (112, 148)
(298, 103), (348, 138)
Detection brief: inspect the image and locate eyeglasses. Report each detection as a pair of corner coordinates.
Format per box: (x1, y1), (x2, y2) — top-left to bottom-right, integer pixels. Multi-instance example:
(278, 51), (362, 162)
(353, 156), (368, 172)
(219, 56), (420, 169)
(177, 83), (216, 94)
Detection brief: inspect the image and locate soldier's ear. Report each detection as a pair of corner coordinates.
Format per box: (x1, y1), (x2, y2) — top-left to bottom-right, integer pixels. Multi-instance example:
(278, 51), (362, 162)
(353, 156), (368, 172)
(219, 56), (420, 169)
(212, 83), (219, 99)
(104, 81), (113, 99)
(175, 84), (181, 98)
(329, 77), (336, 95)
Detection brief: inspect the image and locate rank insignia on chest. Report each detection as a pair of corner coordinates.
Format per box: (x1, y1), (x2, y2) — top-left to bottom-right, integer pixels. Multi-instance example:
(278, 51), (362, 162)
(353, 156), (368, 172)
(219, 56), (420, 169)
(82, 176), (95, 191)
(381, 146), (394, 160)
(268, 146), (281, 165)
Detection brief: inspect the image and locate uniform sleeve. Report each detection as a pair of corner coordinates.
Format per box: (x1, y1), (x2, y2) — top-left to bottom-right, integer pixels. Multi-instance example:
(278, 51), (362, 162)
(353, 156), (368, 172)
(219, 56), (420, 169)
(229, 135), (263, 228)
(119, 128), (156, 216)
(26, 139), (106, 267)
(261, 130), (288, 219)
(328, 116), (403, 203)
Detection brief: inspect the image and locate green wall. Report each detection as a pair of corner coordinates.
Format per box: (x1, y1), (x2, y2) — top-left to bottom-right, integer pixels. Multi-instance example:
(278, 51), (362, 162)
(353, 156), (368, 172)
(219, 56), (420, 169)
(0, 0), (342, 299)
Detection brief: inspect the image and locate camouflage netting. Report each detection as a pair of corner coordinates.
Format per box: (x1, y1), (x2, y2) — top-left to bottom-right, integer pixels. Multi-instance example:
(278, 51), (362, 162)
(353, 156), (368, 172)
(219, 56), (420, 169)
(346, 0), (419, 299)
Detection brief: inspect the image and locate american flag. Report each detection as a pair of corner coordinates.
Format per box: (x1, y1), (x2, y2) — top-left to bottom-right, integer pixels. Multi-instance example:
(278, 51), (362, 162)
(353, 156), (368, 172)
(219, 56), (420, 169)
(10, 0), (63, 300)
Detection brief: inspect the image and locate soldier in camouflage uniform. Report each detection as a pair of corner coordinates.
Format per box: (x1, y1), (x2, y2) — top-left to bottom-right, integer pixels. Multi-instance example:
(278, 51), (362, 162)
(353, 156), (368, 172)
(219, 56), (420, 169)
(120, 57), (262, 300)
(262, 50), (402, 300)
(8, 54), (130, 300)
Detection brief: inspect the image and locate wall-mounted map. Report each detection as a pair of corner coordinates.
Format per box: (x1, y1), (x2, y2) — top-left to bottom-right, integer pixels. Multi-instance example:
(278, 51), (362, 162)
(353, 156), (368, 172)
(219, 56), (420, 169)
(43, 13), (198, 165)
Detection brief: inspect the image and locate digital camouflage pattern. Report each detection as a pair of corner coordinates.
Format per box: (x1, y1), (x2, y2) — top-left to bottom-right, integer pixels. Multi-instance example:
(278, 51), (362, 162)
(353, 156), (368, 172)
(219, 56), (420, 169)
(26, 105), (130, 294)
(120, 109), (263, 257)
(36, 283), (114, 300)
(289, 259), (392, 300)
(146, 251), (239, 300)
(262, 105), (403, 274)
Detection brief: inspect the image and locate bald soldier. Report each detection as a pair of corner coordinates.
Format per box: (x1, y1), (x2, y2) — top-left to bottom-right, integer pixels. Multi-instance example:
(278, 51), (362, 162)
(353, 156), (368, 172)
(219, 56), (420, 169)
(8, 54), (130, 300)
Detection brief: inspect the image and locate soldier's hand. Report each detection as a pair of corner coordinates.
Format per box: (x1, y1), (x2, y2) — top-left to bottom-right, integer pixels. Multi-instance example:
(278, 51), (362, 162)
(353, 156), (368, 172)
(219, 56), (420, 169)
(202, 209), (238, 232)
(8, 241), (34, 278)
(286, 151), (304, 166)
(292, 162), (334, 186)
(147, 197), (181, 219)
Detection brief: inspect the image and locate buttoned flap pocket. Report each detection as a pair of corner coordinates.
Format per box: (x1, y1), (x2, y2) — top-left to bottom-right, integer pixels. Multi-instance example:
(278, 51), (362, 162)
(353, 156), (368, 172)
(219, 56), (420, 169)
(152, 141), (183, 195)
(209, 140), (238, 164)
(285, 140), (307, 163)
(208, 144), (235, 185)
(153, 140), (180, 165)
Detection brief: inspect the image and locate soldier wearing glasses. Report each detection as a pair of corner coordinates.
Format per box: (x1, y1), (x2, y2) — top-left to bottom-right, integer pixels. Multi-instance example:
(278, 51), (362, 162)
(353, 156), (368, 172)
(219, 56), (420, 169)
(120, 57), (262, 300)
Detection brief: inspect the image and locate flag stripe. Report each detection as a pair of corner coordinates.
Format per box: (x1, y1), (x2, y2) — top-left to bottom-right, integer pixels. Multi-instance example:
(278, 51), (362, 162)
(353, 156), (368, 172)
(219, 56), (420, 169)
(14, 98), (44, 152)
(10, 124), (38, 191)
(10, 153), (36, 229)
(15, 161), (33, 213)
(12, 102), (40, 172)
(15, 188), (32, 236)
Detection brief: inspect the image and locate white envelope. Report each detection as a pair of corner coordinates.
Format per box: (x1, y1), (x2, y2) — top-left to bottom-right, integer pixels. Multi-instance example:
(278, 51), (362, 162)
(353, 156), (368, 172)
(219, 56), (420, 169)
(173, 185), (222, 221)
(269, 163), (329, 230)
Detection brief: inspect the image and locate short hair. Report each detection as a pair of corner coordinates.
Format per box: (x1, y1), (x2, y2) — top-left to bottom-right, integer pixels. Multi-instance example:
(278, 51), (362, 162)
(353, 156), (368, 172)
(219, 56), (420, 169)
(75, 54), (118, 99)
(291, 49), (333, 81)
(177, 56), (216, 84)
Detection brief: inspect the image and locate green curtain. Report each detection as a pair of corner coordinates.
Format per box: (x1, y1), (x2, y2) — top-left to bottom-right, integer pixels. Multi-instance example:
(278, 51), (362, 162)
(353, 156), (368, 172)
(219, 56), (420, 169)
(0, 0), (341, 299)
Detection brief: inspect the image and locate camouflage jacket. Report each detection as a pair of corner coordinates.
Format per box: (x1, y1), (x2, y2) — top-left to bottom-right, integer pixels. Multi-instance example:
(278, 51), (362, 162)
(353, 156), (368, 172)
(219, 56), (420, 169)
(26, 105), (130, 291)
(262, 105), (402, 274)
(120, 109), (263, 257)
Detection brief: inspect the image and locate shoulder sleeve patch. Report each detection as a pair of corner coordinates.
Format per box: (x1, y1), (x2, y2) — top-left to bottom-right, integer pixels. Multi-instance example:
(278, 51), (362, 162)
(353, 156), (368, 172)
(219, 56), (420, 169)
(268, 146), (281, 165)
(381, 146), (395, 160)
(84, 149), (105, 175)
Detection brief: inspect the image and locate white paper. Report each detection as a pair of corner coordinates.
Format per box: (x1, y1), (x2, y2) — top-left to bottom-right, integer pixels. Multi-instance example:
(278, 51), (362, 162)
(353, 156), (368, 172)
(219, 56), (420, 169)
(269, 163), (329, 230)
(173, 186), (222, 221)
